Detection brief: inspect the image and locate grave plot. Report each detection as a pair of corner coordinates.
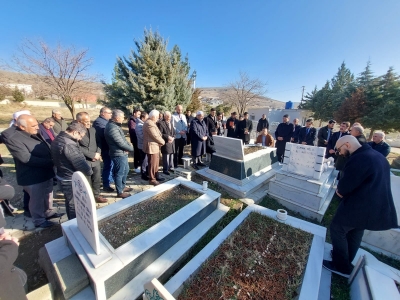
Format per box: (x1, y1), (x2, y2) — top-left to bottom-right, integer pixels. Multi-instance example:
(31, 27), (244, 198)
(198, 136), (280, 198)
(164, 205), (327, 300)
(268, 142), (337, 222)
(43, 172), (229, 300)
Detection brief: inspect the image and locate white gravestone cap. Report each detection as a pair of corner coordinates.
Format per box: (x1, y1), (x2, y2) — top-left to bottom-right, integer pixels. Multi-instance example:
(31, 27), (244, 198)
(72, 171), (101, 255)
(281, 143), (326, 179)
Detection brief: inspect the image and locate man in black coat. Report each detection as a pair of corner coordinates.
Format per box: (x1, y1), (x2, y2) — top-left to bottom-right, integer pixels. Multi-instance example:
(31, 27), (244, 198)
(291, 118), (302, 144)
(256, 114), (269, 133)
(323, 136), (398, 277)
(5, 115), (62, 228)
(190, 111), (208, 169)
(275, 114), (294, 162)
(51, 122), (93, 220)
(157, 111), (175, 175)
(238, 112), (253, 145)
(205, 108), (217, 136)
(226, 112), (238, 138)
(76, 112), (107, 203)
(317, 119), (336, 147)
(297, 118), (316, 146)
(350, 125), (367, 145)
(326, 121), (350, 159)
(38, 118), (56, 144)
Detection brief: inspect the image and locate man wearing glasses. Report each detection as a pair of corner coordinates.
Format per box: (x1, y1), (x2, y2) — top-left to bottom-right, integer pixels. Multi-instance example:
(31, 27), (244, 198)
(323, 135), (397, 278)
(172, 104), (188, 168)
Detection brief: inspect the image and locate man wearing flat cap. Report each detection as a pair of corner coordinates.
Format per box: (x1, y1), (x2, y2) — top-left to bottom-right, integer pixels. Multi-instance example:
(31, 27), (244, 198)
(274, 114), (293, 162)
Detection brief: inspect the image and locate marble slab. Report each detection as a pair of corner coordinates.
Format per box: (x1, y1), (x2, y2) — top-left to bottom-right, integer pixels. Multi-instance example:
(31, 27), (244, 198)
(209, 147), (278, 180)
(173, 167), (192, 179)
(213, 135), (244, 160)
(72, 171), (101, 255)
(281, 143), (326, 179)
(164, 205), (326, 300)
(275, 166), (335, 194)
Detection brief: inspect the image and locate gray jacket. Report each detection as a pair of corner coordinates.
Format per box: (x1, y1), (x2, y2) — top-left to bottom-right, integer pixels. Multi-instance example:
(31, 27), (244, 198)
(171, 113), (188, 139)
(104, 120), (133, 157)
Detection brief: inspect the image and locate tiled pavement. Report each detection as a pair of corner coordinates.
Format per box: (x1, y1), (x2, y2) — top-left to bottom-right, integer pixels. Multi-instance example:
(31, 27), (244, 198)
(4, 166), (195, 239)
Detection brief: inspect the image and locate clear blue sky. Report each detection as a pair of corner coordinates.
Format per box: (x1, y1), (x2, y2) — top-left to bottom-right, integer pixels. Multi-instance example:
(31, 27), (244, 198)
(1, 0), (399, 102)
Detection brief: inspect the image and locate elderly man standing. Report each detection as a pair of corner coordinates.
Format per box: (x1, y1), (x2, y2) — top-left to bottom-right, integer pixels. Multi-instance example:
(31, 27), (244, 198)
(50, 109), (68, 135)
(39, 117), (56, 144)
(190, 111), (208, 170)
(275, 114), (294, 162)
(368, 131), (391, 157)
(172, 104), (187, 168)
(350, 125), (367, 145)
(157, 111), (175, 175)
(143, 110), (165, 186)
(323, 135), (397, 277)
(76, 112), (107, 203)
(51, 122), (93, 220)
(93, 107), (114, 192)
(5, 115), (62, 228)
(105, 110), (133, 198)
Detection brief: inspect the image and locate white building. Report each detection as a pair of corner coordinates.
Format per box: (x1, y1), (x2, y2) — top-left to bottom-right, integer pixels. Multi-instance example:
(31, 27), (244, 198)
(4, 83), (33, 95)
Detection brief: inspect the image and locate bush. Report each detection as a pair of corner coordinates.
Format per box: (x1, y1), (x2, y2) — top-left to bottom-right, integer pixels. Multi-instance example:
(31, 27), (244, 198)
(12, 88), (25, 102)
(0, 86), (12, 100)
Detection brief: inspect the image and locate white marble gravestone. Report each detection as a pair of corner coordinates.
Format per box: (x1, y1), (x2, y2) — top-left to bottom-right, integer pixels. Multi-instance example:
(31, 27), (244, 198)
(281, 143), (326, 179)
(213, 135), (244, 160)
(143, 278), (175, 300)
(72, 171), (101, 255)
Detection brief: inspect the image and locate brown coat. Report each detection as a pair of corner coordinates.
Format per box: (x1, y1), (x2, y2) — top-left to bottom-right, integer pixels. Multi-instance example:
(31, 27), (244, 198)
(256, 133), (275, 147)
(143, 119), (165, 154)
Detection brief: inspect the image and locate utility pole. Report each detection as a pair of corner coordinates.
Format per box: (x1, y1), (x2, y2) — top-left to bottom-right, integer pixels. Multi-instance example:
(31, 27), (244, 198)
(301, 86), (305, 104)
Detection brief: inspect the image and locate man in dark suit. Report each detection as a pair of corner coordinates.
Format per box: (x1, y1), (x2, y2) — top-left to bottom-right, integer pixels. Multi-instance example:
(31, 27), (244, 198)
(323, 135), (398, 277)
(76, 112), (107, 203)
(226, 112), (238, 138)
(368, 132), (391, 157)
(326, 121), (350, 159)
(317, 119), (336, 147)
(275, 114), (294, 162)
(291, 118), (302, 144)
(238, 112), (253, 145)
(297, 118), (316, 146)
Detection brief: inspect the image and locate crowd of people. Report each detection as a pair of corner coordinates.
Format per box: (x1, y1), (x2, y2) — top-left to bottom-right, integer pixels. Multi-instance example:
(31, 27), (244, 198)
(0, 105), (397, 296)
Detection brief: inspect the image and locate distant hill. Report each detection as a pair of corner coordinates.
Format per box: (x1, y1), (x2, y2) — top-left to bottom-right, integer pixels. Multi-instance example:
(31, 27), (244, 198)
(198, 87), (286, 109)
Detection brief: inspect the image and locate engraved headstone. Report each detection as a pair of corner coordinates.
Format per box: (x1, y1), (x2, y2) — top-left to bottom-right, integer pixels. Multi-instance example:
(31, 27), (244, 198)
(281, 143), (326, 179)
(213, 135), (244, 160)
(72, 171), (101, 255)
(143, 278), (175, 300)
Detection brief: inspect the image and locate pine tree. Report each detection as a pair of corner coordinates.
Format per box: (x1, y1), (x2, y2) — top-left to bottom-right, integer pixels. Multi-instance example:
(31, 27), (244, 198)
(104, 29), (193, 113)
(330, 62), (355, 112)
(187, 88), (202, 112)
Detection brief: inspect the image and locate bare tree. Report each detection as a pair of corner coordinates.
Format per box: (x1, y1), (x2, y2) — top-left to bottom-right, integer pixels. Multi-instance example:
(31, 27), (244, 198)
(223, 71), (267, 115)
(2, 38), (101, 118)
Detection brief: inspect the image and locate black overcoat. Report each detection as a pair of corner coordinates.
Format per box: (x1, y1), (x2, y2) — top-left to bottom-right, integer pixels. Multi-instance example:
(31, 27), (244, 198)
(334, 144), (398, 230)
(190, 118), (208, 157)
(157, 120), (175, 154)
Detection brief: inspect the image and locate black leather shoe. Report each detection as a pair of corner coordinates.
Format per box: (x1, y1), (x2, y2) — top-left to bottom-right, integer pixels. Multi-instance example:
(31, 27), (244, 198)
(197, 162), (206, 167)
(103, 186), (115, 192)
(141, 174), (149, 180)
(163, 171), (170, 175)
(191, 163), (199, 170)
(46, 213), (65, 220)
(156, 177), (165, 182)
